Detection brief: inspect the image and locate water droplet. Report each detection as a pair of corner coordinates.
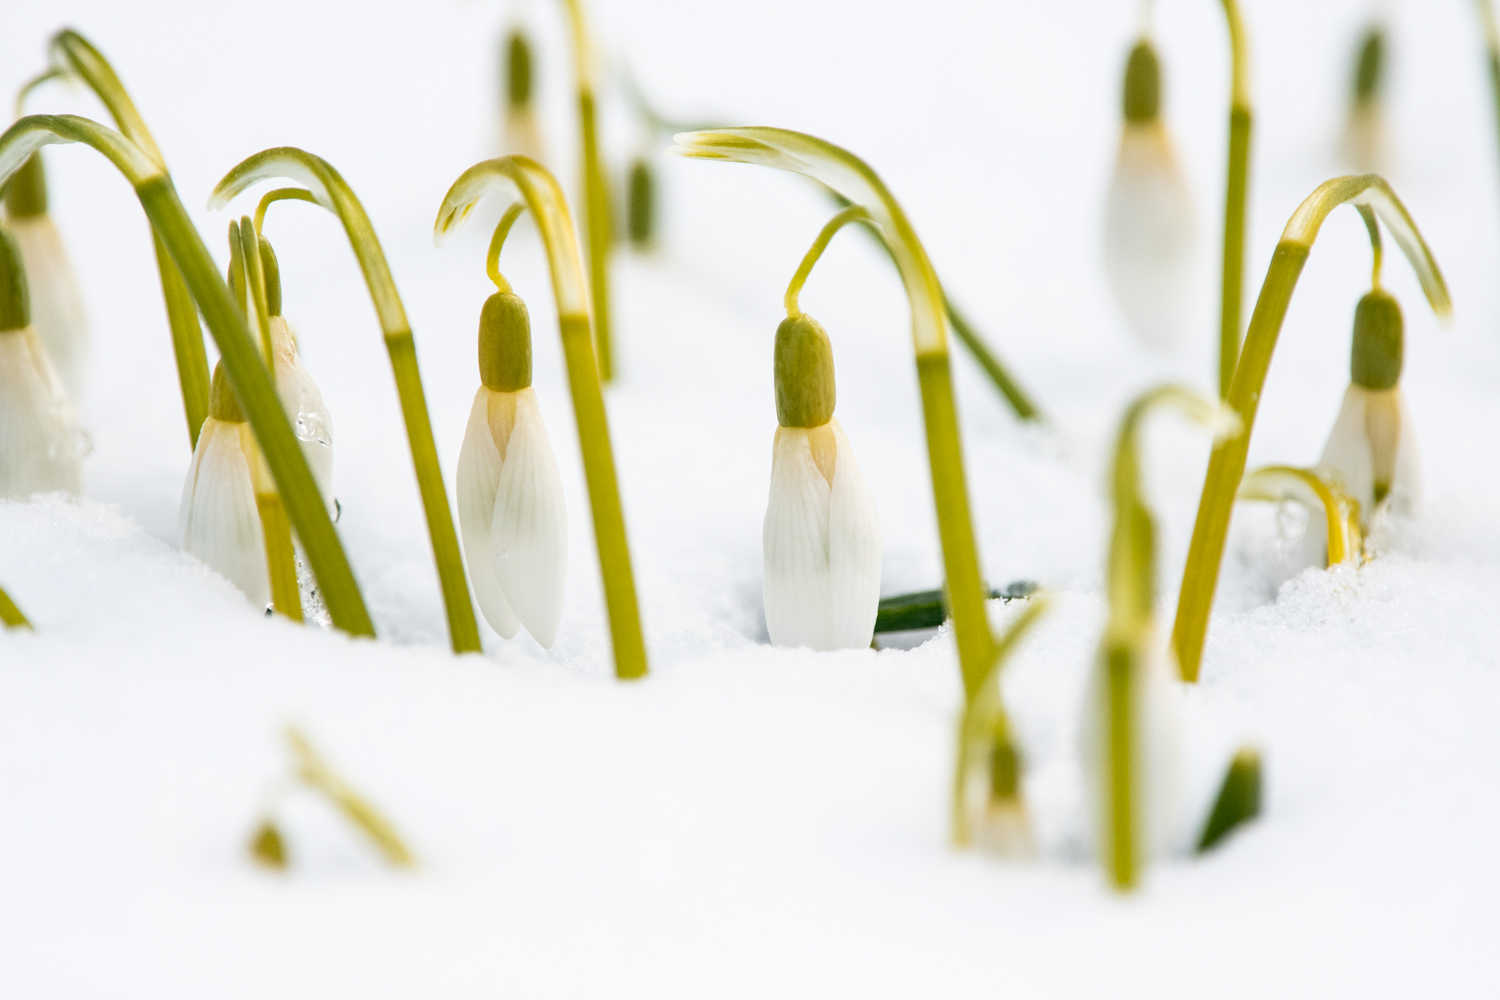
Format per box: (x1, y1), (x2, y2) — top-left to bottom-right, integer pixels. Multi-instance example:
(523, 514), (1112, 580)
(293, 391), (331, 447)
(1276, 500), (1308, 541)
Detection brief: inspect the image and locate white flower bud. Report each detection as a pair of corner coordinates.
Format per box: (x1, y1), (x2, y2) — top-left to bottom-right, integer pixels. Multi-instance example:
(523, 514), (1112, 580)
(179, 391), (268, 608)
(456, 385), (568, 647)
(269, 316), (335, 516)
(762, 418), (882, 650)
(1318, 383), (1421, 520)
(0, 326), (85, 499)
(6, 216), (88, 401)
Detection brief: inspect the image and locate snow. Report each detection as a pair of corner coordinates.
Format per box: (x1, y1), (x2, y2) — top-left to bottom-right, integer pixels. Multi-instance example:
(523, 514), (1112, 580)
(3, 0), (1499, 994)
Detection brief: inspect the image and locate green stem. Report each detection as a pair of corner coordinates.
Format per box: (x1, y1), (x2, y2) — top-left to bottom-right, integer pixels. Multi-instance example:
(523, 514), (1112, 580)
(486, 203), (526, 291)
(675, 127), (999, 702)
(13, 69), (60, 119)
(0, 113), (375, 637)
(1358, 203), (1384, 286)
(47, 29), (209, 447)
(1171, 175), (1450, 683)
(1218, 0), (1252, 399)
(784, 204), (870, 316)
(257, 493), (304, 621)
(1105, 641), (1135, 888)
(211, 147), (481, 655)
(560, 0), (613, 381)
(0, 582), (31, 629)
(1484, 0), (1500, 207)
(436, 156), (648, 679)
(254, 187), (317, 233)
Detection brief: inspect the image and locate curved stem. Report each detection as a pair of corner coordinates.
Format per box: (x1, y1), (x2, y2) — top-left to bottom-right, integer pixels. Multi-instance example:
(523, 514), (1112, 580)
(14, 69), (60, 118)
(486, 203), (526, 291)
(1358, 203), (1384, 287)
(673, 127), (997, 702)
(436, 155), (648, 680)
(559, 0), (614, 381)
(254, 187), (318, 233)
(0, 582), (31, 629)
(212, 147), (481, 655)
(1218, 0), (1252, 398)
(0, 114), (373, 636)
(784, 204), (870, 316)
(1238, 465), (1362, 567)
(1171, 174), (1449, 683)
(46, 30), (210, 447)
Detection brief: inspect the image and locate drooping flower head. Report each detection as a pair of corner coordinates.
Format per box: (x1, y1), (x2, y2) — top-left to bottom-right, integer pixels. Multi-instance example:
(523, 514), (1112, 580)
(1104, 39), (1196, 350)
(762, 312), (882, 651)
(500, 27), (545, 162)
(1342, 24), (1388, 172)
(456, 285), (568, 647)
(0, 223), (84, 499)
(179, 362), (268, 607)
(3, 152), (89, 400)
(1319, 287), (1419, 522)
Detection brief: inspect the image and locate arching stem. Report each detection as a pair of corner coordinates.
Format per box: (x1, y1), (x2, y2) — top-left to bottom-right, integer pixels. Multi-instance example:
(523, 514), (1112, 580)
(486, 203), (526, 292)
(212, 147), (481, 655)
(436, 155), (648, 680)
(1171, 174), (1449, 683)
(254, 187), (317, 233)
(784, 204), (870, 317)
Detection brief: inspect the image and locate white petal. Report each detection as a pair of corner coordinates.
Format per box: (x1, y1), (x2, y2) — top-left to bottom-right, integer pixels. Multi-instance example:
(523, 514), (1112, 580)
(490, 387), (568, 648)
(179, 418), (268, 607)
(1104, 123), (1196, 350)
(9, 216), (89, 400)
(1386, 388), (1422, 517)
(1318, 384), (1375, 515)
(270, 316), (335, 516)
(456, 386), (520, 639)
(0, 327), (83, 499)
(826, 419), (881, 649)
(763, 425), (835, 650)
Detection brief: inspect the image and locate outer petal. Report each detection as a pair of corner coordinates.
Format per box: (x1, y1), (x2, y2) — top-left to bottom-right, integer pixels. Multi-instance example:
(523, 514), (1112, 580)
(9, 216), (89, 400)
(1386, 388), (1422, 517)
(179, 418), (268, 607)
(490, 387), (568, 648)
(0, 327), (83, 499)
(270, 316), (335, 516)
(1318, 384), (1375, 514)
(1104, 123), (1196, 350)
(456, 386), (520, 639)
(763, 425), (835, 650)
(826, 419), (882, 649)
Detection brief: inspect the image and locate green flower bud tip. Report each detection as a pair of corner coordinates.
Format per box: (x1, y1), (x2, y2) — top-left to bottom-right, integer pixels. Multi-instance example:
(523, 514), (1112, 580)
(1197, 746), (1262, 852)
(627, 159), (655, 248)
(774, 313), (836, 428)
(1122, 40), (1161, 124)
(1353, 27), (1385, 105)
(209, 361), (245, 423)
(478, 291), (533, 392)
(1351, 289), (1403, 391)
(0, 226), (31, 332)
(988, 740), (1021, 801)
(506, 29), (534, 109)
(259, 236), (282, 317)
(2, 153), (48, 220)
(249, 820), (288, 869)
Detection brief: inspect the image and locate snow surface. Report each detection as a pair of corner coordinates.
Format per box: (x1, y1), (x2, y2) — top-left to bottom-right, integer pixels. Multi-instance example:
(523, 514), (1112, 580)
(3, 0), (1499, 995)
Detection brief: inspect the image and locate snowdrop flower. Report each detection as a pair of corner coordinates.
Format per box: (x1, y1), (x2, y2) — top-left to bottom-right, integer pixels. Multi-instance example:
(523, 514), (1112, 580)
(1319, 288), (1419, 522)
(1104, 39), (1196, 350)
(1342, 25), (1387, 173)
(179, 363), (268, 607)
(500, 28), (545, 163)
(456, 289), (567, 647)
(2, 153), (89, 400)
(763, 313), (881, 651)
(0, 224), (83, 499)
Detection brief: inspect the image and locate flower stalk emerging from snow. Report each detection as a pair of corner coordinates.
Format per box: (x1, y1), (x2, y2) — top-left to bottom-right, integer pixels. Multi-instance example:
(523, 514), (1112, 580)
(671, 127), (998, 703)
(39, 29), (212, 448)
(1104, 38), (1196, 351)
(211, 147), (479, 654)
(1237, 466), (1363, 567)
(0, 113), (372, 636)
(286, 726), (414, 867)
(559, 0), (616, 382)
(436, 155), (647, 678)
(762, 206), (882, 650)
(1092, 386), (1225, 890)
(1172, 175), (1450, 683)
(0, 223), (84, 499)
(455, 203), (569, 647)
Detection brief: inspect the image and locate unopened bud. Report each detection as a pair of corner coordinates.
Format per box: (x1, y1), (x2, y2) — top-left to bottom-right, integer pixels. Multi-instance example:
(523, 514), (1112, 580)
(3, 153), (48, 219)
(1353, 27), (1385, 106)
(249, 820), (288, 869)
(627, 159), (655, 248)
(209, 361), (245, 422)
(506, 30), (534, 110)
(259, 236), (282, 317)
(0, 226), (30, 331)
(1350, 289), (1403, 391)
(774, 313), (836, 428)
(988, 740), (1022, 801)
(478, 291), (533, 392)
(1122, 41), (1161, 124)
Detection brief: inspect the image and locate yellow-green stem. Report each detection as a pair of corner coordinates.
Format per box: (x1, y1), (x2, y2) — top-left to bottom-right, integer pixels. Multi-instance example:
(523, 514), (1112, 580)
(254, 187), (317, 234)
(211, 147), (480, 655)
(580, 91), (613, 380)
(0, 583), (31, 629)
(1219, 107), (1251, 397)
(486, 203), (526, 291)
(257, 494), (304, 621)
(435, 155), (648, 679)
(785, 204), (870, 317)
(944, 297), (1042, 422)
(1106, 643), (1136, 888)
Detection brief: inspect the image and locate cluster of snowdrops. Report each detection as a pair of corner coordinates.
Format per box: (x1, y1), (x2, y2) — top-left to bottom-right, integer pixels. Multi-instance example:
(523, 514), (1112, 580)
(0, 6), (1464, 890)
